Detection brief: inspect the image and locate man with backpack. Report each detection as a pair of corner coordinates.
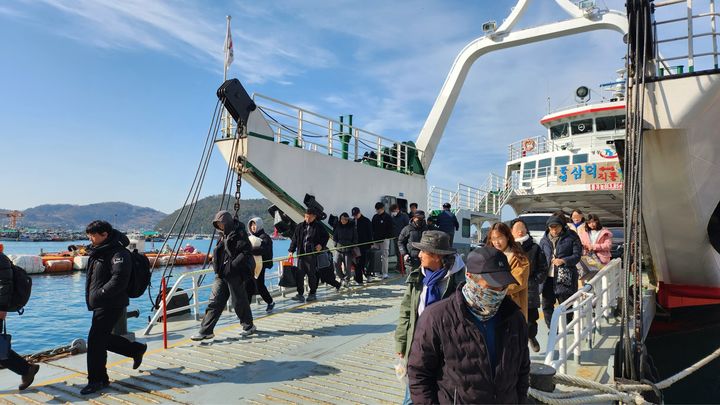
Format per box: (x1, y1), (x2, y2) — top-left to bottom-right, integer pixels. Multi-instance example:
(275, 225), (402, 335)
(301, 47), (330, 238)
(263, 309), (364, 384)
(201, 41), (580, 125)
(82, 221), (147, 395)
(0, 243), (40, 391)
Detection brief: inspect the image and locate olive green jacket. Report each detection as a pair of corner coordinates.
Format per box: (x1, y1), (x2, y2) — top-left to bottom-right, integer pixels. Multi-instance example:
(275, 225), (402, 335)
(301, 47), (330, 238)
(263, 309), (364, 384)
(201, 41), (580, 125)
(394, 266), (465, 359)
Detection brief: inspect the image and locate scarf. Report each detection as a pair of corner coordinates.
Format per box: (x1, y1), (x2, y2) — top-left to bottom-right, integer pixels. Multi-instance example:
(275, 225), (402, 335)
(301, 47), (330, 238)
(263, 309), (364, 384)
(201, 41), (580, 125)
(423, 267), (449, 307)
(516, 234), (530, 244)
(462, 274), (507, 321)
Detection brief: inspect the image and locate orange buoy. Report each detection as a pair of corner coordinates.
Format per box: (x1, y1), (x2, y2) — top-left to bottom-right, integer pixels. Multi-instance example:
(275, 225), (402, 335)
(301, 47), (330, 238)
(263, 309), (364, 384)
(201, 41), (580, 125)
(45, 259), (74, 273)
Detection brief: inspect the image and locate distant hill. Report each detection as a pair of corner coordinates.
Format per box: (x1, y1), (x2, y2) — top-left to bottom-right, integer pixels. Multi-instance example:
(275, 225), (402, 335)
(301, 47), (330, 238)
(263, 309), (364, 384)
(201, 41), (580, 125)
(156, 195), (274, 234)
(20, 202), (167, 231)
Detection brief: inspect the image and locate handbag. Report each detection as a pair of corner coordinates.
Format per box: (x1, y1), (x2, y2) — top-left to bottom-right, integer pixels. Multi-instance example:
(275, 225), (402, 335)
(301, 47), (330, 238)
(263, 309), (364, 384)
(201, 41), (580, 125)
(352, 247), (362, 258)
(278, 265), (297, 288)
(578, 254), (603, 281)
(555, 265), (575, 290)
(316, 251), (332, 270)
(0, 321), (12, 361)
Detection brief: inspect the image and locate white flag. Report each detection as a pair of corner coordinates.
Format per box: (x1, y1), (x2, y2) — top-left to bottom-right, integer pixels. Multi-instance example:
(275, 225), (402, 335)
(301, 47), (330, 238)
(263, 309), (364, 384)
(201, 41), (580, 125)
(224, 19), (234, 71)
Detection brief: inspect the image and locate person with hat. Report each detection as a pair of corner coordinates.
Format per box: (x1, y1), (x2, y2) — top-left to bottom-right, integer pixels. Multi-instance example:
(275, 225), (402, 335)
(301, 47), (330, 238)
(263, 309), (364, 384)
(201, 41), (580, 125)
(398, 210), (428, 271)
(371, 202), (394, 279)
(539, 214), (582, 328)
(395, 230), (463, 405)
(351, 207), (373, 284)
(407, 246), (530, 404)
(435, 202), (460, 244)
(288, 209), (337, 302)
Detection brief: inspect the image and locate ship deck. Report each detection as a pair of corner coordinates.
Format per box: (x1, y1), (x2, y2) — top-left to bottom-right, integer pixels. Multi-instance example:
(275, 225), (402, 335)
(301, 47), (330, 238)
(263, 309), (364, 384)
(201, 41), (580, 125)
(0, 276), (621, 404)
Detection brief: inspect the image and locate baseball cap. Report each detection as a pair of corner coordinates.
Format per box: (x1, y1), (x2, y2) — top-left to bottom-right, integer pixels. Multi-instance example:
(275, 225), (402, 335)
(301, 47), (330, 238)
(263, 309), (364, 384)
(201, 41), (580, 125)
(465, 246), (519, 288)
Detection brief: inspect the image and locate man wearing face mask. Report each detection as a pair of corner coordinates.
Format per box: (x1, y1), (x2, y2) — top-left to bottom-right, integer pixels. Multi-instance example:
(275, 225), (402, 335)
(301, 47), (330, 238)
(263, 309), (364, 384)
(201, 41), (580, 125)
(407, 246), (529, 404)
(398, 211), (428, 271)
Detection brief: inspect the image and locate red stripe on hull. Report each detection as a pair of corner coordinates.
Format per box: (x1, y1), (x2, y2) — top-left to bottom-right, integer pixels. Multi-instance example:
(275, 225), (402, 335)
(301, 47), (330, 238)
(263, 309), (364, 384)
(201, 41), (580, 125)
(540, 105), (625, 125)
(658, 281), (720, 309)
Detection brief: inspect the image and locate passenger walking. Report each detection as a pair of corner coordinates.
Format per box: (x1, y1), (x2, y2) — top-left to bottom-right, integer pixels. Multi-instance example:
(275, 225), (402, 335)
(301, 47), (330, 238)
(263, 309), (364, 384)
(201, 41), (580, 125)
(333, 212), (357, 287)
(486, 222), (530, 320)
(409, 202), (418, 218)
(511, 218), (548, 352)
(390, 204), (410, 274)
(0, 246), (40, 391)
(569, 209), (587, 237)
(407, 246), (529, 404)
(436, 203), (460, 244)
(579, 214), (613, 265)
(191, 211), (256, 341)
(82, 221), (147, 395)
(539, 215), (582, 328)
(352, 207), (373, 284)
(247, 217), (275, 312)
(288, 209), (339, 302)
(371, 202), (394, 279)
(395, 231), (462, 405)
(398, 211), (428, 272)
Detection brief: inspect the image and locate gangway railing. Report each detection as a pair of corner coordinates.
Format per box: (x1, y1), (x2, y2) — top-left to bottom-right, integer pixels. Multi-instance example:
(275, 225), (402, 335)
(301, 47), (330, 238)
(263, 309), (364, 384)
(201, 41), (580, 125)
(427, 186), (457, 212)
(544, 258), (623, 374)
(250, 94), (426, 175)
(653, 0), (720, 75)
(428, 173), (511, 216)
(142, 266), (282, 336)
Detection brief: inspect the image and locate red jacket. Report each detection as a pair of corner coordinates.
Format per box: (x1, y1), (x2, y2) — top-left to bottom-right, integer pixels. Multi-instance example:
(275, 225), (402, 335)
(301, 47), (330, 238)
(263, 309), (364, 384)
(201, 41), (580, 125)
(579, 228), (613, 264)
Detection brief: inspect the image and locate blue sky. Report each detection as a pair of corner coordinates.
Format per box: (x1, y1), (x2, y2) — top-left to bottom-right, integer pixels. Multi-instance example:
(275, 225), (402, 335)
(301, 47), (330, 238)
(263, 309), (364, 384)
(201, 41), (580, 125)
(0, 0), (628, 216)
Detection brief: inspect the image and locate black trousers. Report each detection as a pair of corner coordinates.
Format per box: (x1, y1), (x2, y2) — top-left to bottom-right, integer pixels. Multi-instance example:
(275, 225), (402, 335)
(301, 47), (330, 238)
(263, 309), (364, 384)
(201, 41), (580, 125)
(87, 307), (145, 384)
(354, 246), (369, 284)
(0, 349), (30, 376)
(528, 308), (539, 340)
(394, 241), (405, 273)
(246, 268), (273, 305)
(199, 276), (254, 335)
(296, 256), (319, 296)
(541, 277), (574, 329)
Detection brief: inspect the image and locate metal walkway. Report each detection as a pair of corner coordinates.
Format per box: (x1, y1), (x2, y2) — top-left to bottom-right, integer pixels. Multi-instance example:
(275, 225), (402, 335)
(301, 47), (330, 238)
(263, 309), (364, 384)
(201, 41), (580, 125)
(0, 281), (406, 404)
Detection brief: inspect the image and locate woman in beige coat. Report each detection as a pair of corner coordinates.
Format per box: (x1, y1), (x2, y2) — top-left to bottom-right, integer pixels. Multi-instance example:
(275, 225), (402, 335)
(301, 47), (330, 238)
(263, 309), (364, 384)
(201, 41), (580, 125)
(486, 222), (530, 319)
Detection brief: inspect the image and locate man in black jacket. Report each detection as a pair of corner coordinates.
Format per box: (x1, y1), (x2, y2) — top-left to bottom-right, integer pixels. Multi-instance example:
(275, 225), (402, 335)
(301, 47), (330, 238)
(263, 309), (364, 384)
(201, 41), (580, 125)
(512, 218), (548, 352)
(436, 203), (460, 244)
(390, 204), (410, 274)
(82, 221), (147, 395)
(0, 245), (40, 391)
(288, 209), (337, 302)
(352, 207), (373, 284)
(332, 212), (357, 287)
(408, 246), (529, 404)
(397, 210), (428, 271)
(191, 211), (256, 341)
(371, 202), (394, 279)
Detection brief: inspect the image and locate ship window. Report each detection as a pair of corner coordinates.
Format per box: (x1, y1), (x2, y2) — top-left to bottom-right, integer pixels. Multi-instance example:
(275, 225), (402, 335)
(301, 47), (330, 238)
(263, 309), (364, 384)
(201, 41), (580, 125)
(571, 119), (594, 135)
(554, 156), (570, 166)
(572, 154), (588, 164)
(537, 158), (552, 177)
(615, 115), (626, 129)
(550, 123), (569, 140)
(462, 218), (471, 238)
(523, 161), (536, 180)
(596, 116), (616, 131)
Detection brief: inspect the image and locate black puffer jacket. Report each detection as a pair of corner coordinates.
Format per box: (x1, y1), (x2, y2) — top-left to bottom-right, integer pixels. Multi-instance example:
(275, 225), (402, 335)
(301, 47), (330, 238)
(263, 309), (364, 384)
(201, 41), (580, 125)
(213, 211), (255, 281)
(392, 212), (410, 237)
(289, 220), (329, 255)
(354, 215), (373, 248)
(520, 236), (548, 309)
(398, 221), (428, 263)
(539, 228), (582, 296)
(408, 288), (530, 404)
(85, 229), (132, 311)
(0, 253), (14, 310)
(332, 221), (357, 253)
(372, 212), (394, 240)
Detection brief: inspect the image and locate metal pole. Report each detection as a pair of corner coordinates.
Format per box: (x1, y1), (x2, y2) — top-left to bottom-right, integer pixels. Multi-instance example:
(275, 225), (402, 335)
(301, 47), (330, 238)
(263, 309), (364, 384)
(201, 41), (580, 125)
(191, 275), (200, 321)
(688, 0), (695, 72)
(297, 110), (304, 148)
(344, 115), (352, 160)
(162, 277), (168, 349)
(327, 119), (334, 156)
(712, 0), (718, 68)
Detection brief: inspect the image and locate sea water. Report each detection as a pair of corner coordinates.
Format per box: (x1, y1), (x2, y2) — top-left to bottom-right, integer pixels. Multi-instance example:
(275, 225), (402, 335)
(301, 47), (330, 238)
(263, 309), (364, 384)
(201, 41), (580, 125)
(1, 238), (291, 354)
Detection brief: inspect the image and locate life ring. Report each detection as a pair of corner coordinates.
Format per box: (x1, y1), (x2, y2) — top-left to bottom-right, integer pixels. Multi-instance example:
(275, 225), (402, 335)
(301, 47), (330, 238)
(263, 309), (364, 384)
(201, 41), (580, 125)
(522, 138), (536, 152)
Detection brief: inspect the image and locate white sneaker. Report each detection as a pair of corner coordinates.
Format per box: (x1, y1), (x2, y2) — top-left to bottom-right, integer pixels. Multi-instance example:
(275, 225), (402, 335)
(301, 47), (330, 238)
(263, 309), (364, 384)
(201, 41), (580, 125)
(240, 325), (256, 336)
(382, 274), (389, 280)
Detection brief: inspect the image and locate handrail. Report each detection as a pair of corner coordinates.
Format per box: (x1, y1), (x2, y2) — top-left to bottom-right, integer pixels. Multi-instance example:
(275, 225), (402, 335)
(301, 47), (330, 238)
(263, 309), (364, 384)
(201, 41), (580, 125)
(142, 267), (282, 336)
(544, 258), (623, 374)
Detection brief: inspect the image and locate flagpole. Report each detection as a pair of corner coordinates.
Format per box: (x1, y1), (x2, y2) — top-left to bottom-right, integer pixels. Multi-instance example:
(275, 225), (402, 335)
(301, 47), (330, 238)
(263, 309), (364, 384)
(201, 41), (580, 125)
(224, 15), (231, 82)
(223, 15), (232, 137)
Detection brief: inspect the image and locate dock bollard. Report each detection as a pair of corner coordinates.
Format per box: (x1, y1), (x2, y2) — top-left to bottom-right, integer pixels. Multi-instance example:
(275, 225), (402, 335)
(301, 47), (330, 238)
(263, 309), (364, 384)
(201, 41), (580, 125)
(112, 308), (140, 342)
(529, 362), (556, 393)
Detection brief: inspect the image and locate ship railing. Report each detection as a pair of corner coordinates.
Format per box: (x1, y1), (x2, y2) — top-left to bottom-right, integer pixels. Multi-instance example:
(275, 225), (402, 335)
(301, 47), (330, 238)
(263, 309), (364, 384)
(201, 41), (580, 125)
(507, 135), (560, 161)
(653, 0), (720, 75)
(142, 266), (282, 336)
(427, 186), (457, 212)
(544, 258), (623, 374)
(250, 94), (425, 175)
(429, 177), (510, 216)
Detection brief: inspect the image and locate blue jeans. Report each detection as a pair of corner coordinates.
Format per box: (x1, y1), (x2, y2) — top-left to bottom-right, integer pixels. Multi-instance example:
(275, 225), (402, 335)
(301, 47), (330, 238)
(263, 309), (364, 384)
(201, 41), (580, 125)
(403, 384), (413, 405)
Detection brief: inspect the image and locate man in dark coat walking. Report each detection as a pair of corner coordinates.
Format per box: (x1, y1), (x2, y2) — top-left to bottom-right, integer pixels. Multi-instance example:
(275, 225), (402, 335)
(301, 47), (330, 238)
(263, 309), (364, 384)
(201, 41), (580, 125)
(512, 218), (548, 352)
(436, 203), (459, 244)
(288, 209), (339, 302)
(407, 246), (529, 404)
(352, 207), (373, 284)
(333, 212), (357, 287)
(398, 211), (428, 272)
(82, 221), (147, 395)
(539, 215), (582, 328)
(372, 202), (394, 279)
(191, 211), (257, 341)
(390, 204), (410, 274)
(0, 244), (40, 391)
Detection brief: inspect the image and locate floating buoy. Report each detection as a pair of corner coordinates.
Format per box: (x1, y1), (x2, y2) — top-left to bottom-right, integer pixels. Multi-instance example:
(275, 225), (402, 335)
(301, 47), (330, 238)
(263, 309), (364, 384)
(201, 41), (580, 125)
(45, 259), (74, 273)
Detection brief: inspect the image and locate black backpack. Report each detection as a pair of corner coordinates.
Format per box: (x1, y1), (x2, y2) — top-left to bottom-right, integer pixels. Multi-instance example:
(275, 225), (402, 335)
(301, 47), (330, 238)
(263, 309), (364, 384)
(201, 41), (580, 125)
(8, 264), (32, 314)
(127, 249), (151, 298)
